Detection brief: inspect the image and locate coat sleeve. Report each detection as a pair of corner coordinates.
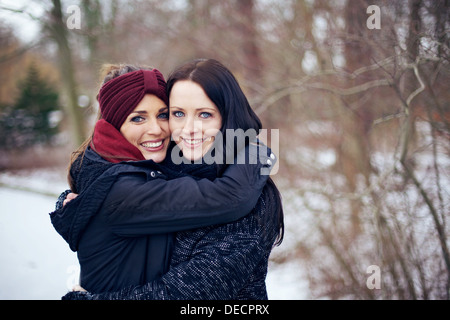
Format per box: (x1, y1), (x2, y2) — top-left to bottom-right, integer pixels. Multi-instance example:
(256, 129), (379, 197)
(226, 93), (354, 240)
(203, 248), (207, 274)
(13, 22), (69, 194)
(105, 143), (276, 236)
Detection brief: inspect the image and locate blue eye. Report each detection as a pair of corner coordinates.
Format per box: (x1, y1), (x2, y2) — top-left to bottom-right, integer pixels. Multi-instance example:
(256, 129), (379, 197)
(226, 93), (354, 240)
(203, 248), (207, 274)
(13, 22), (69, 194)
(158, 112), (169, 119)
(131, 116), (145, 123)
(200, 112), (212, 119)
(172, 111), (184, 117)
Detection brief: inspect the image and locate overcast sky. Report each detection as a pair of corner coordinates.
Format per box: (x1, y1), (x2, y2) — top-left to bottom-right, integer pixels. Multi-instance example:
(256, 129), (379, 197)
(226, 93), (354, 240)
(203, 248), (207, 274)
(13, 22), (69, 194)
(0, 0), (44, 43)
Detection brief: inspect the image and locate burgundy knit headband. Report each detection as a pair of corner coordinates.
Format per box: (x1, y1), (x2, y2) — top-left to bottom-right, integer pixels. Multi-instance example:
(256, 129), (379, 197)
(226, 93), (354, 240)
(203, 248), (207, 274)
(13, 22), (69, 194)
(98, 69), (168, 130)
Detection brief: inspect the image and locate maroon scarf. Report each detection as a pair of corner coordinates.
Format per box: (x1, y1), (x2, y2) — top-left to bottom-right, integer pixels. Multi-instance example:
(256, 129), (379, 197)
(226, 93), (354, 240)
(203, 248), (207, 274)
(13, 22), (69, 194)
(90, 119), (145, 163)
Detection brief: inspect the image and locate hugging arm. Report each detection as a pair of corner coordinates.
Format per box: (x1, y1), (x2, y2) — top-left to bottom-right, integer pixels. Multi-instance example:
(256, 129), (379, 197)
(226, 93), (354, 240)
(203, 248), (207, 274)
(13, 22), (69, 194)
(97, 143), (275, 235)
(63, 219), (266, 300)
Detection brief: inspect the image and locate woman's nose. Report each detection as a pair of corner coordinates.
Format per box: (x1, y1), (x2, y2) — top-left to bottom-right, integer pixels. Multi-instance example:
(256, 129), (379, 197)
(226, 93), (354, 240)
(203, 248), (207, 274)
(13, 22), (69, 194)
(145, 118), (163, 135)
(183, 117), (201, 136)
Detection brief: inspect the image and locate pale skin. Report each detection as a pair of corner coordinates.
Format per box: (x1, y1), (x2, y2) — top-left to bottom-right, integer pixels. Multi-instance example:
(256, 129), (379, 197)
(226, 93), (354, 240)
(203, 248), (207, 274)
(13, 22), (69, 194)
(65, 81), (223, 291)
(119, 93), (171, 164)
(169, 80), (222, 162)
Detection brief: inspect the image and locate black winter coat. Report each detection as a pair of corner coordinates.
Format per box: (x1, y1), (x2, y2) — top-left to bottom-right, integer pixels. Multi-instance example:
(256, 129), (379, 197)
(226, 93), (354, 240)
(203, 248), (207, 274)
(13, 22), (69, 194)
(50, 145), (271, 293)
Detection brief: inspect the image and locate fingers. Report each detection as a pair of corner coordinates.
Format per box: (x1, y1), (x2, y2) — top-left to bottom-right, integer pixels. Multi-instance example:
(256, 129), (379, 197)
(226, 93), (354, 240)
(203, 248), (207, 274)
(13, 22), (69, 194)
(67, 193), (79, 200)
(63, 193), (79, 207)
(72, 285), (87, 292)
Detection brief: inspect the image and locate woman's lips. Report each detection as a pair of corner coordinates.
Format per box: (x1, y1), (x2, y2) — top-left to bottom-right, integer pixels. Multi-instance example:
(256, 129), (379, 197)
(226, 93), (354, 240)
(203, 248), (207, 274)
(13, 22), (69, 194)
(140, 140), (165, 152)
(180, 136), (212, 149)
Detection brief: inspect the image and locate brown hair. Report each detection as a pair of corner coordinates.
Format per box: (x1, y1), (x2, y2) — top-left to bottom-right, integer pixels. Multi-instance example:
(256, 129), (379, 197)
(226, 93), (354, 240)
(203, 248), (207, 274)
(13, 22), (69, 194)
(167, 58), (284, 246)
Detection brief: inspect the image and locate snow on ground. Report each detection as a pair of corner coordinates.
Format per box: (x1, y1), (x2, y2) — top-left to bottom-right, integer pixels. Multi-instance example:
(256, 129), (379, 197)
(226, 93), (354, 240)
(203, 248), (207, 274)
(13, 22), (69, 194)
(0, 168), (308, 300)
(0, 187), (78, 299)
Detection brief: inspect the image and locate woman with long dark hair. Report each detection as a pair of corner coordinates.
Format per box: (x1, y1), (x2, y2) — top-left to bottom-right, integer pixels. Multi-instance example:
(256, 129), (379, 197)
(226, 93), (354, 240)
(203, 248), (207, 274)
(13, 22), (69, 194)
(63, 59), (284, 300)
(50, 63), (275, 294)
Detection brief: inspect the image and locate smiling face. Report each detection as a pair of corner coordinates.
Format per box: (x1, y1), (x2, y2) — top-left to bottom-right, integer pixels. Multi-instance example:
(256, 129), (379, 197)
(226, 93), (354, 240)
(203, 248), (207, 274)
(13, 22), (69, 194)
(169, 80), (222, 161)
(120, 94), (170, 163)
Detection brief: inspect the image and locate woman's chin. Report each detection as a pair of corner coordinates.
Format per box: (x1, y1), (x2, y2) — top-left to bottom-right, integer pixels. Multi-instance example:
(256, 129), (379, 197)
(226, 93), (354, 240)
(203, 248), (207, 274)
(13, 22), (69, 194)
(179, 147), (204, 162)
(144, 154), (165, 163)
(141, 149), (168, 163)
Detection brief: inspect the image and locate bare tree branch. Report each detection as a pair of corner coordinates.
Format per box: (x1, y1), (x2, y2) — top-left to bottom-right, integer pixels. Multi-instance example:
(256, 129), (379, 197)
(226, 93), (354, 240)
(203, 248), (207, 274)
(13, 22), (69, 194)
(0, 5), (42, 22)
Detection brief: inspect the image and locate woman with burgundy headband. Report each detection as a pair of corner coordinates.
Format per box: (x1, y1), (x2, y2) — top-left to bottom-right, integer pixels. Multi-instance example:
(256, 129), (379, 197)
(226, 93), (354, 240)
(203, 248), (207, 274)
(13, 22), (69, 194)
(60, 59), (284, 300)
(50, 63), (275, 294)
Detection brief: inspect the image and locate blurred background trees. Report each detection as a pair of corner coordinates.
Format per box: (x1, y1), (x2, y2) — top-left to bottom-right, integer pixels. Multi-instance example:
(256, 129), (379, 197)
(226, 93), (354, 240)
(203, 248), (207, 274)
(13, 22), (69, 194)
(0, 63), (60, 149)
(0, 0), (448, 299)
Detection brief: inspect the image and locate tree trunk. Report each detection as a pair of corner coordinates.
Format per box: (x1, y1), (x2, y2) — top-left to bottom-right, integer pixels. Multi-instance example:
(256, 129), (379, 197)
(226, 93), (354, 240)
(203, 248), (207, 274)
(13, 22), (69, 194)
(48, 0), (86, 147)
(235, 0), (263, 97)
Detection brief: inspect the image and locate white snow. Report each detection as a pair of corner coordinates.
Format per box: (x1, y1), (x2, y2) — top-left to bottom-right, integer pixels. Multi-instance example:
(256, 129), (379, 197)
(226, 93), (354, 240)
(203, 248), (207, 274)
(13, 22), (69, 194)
(0, 186), (79, 300)
(0, 169), (308, 300)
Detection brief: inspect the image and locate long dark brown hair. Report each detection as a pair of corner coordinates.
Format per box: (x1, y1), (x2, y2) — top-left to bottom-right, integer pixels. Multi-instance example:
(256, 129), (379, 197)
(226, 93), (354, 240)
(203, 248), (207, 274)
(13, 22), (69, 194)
(167, 58), (284, 246)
